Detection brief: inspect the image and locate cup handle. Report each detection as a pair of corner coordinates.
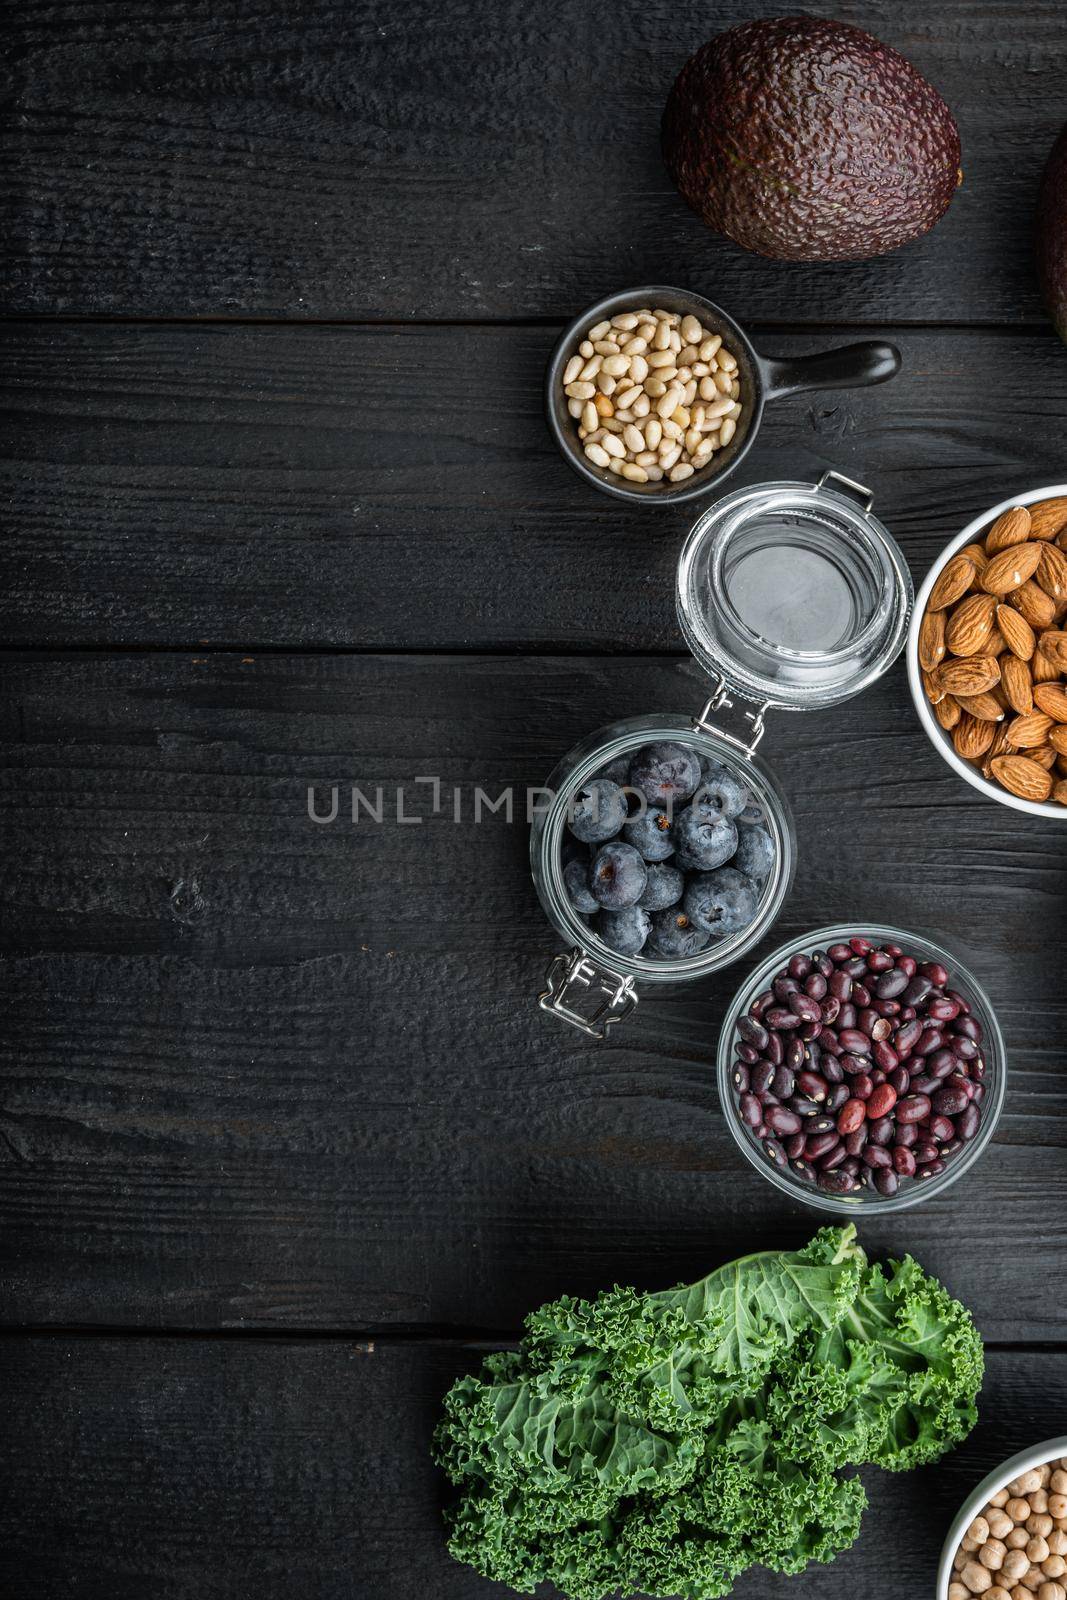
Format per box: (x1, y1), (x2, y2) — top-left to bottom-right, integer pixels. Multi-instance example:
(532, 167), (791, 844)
(758, 341), (901, 402)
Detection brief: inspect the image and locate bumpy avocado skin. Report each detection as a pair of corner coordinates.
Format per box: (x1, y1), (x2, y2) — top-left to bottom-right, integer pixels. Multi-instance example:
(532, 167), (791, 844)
(662, 16), (962, 262)
(1038, 124), (1067, 345)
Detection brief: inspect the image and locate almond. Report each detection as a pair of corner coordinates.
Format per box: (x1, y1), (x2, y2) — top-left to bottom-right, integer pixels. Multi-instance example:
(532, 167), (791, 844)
(1029, 495), (1067, 542)
(927, 552), (976, 612)
(1031, 745), (1057, 770)
(1059, 526), (1067, 552)
(937, 654), (1001, 696)
(1004, 710), (1053, 749)
(1053, 726), (1067, 757)
(1054, 779), (1067, 806)
(984, 628), (1007, 659)
(1010, 580), (1057, 630)
(984, 505), (1032, 552)
(961, 542), (989, 573)
(1000, 653), (1034, 715)
(934, 693), (961, 731)
(953, 713), (995, 759)
(1033, 682), (1067, 722)
(1032, 644), (1063, 683)
(980, 541), (1043, 594)
(918, 608), (946, 672)
(995, 602), (1036, 660)
(981, 720), (1013, 775)
(922, 668), (946, 704)
(1036, 541), (1067, 603)
(955, 690), (1005, 722)
(944, 592), (997, 656)
(1039, 630), (1067, 670)
(989, 754), (1054, 802)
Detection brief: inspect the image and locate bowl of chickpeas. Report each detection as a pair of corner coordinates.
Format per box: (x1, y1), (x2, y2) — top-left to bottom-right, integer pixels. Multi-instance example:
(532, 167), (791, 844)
(939, 1440), (1067, 1600)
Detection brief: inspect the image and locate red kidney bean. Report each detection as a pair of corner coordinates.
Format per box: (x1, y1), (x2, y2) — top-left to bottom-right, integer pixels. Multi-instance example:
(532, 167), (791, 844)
(806, 1115), (836, 1134)
(740, 1093), (762, 1127)
(870, 1018), (893, 1043)
(733, 1066), (750, 1094)
(857, 1007), (879, 1036)
(765, 1106), (802, 1136)
(948, 1072), (975, 1100)
(821, 1056), (845, 1085)
(788, 952), (812, 980)
(956, 1102), (981, 1141)
(829, 969), (852, 1001)
(866, 1083), (897, 1120)
(765, 1007), (801, 1030)
(785, 1131), (807, 1160)
(852, 982), (872, 1008)
(913, 1140), (939, 1165)
(952, 1035), (979, 1061)
(874, 1168), (899, 1196)
(908, 1075), (940, 1097)
(771, 1066), (796, 1100)
(837, 1098), (866, 1135)
(870, 1068), (886, 1086)
(971, 1082), (985, 1106)
(872, 1039), (899, 1072)
(788, 1096), (823, 1118)
(864, 1144), (892, 1169)
(751, 991), (774, 1017)
(877, 999), (902, 1018)
(837, 1004), (858, 1030)
(844, 1125), (868, 1156)
(916, 1027), (944, 1056)
(851, 1073), (874, 1101)
(763, 1138), (787, 1168)
(946, 989), (971, 1013)
(866, 948), (893, 973)
(761, 1092), (779, 1107)
(791, 993), (822, 1024)
(892, 1145), (917, 1176)
(894, 1018), (923, 1057)
(917, 1159), (945, 1180)
(814, 953), (833, 978)
(818, 1168), (856, 1194)
(838, 1053), (866, 1076)
(939, 1139), (962, 1159)
(827, 1083), (850, 1112)
(738, 1016), (769, 1051)
(819, 1029), (844, 1057)
(895, 1121), (918, 1148)
(820, 997), (841, 1026)
(828, 943), (852, 963)
(820, 1144), (849, 1172)
(920, 960), (948, 987)
(928, 1114), (955, 1143)
(754, 1122), (767, 1138)
(927, 996), (961, 1022)
(796, 1070), (828, 1101)
(954, 1015), (981, 1042)
(842, 957), (868, 979)
(798, 1019), (821, 1043)
(932, 1086), (969, 1117)
(972, 1057), (986, 1080)
(928, 1049), (957, 1078)
(839, 1156), (861, 1177)
(805, 972), (828, 1001)
(897, 955), (917, 978)
(737, 1043), (760, 1065)
(867, 1115), (895, 1146)
(902, 975), (933, 1007)
(888, 1065), (910, 1096)
(838, 1028), (871, 1055)
(850, 936), (872, 955)
(774, 976), (799, 1002)
(875, 968), (910, 999)
(783, 1036), (803, 1071)
(791, 1159), (816, 1184)
(765, 1031), (785, 1066)
(805, 1130), (839, 1160)
(750, 1060), (774, 1096)
(896, 1093), (931, 1124)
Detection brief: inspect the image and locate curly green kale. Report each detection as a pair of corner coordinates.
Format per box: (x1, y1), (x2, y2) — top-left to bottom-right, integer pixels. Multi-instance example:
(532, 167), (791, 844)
(434, 1225), (982, 1600)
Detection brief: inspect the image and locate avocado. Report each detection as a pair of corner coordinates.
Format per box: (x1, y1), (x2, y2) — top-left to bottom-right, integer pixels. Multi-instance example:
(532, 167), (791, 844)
(662, 16), (962, 262)
(1038, 123), (1067, 345)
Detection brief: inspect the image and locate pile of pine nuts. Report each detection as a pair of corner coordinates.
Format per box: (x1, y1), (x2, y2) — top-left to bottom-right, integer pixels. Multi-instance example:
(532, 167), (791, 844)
(950, 1459), (1067, 1600)
(561, 306), (744, 486)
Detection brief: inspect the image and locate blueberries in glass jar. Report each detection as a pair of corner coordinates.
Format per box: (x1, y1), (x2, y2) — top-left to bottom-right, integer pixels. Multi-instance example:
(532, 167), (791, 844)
(684, 866), (759, 937)
(568, 778), (628, 843)
(673, 806), (738, 871)
(598, 905), (651, 956)
(599, 753), (633, 787)
(589, 840), (648, 909)
(628, 742), (701, 806)
(692, 764), (750, 820)
(563, 855), (599, 914)
(646, 908), (710, 958)
(733, 819), (775, 882)
(636, 861), (685, 912)
(622, 806), (676, 861)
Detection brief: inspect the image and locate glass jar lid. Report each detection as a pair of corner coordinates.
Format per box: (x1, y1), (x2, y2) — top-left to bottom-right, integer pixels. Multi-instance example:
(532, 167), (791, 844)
(676, 471), (913, 711)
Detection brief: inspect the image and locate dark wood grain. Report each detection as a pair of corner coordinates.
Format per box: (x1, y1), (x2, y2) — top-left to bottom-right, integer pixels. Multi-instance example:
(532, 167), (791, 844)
(2, 0), (1063, 323)
(3, 321), (1067, 649)
(2, 650), (1064, 1335)
(0, 1336), (1062, 1600)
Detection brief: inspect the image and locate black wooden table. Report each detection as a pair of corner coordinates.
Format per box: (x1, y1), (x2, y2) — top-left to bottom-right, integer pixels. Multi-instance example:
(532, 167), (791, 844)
(2, 4), (1066, 1597)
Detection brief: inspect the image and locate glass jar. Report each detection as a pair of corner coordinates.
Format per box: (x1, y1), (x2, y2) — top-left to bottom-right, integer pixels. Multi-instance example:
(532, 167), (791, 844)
(715, 924), (1006, 1214)
(531, 471), (914, 1037)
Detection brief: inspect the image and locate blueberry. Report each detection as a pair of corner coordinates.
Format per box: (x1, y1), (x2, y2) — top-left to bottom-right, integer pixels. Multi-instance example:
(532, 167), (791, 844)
(599, 753), (633, 786)
(589, 840), (648, 909)
(683, 866), (759, 937)
(563, 856), (599, 914)
(598, 906), (651, 957)
(567, 778), (627, 844)
(733, 820), (775, 882)
(637, 862), (685, 912)
(646, 908), (711, 959)
(692, 765), (750, 820)
(628, 742), (701, 807)
(673, 805), (738, 871)
(622, 806), (675, 861)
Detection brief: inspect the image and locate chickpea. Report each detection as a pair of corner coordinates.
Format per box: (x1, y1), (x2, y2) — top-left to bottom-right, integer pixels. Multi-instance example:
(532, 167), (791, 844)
(1029, 1538), (1053, 1566)
(1010, 1530), (1033, 1550)
(1050, 1533), (1067, 1558)
(1010, 1501), (1034, 1524)
(1022, 1574), (1044, 1595)
(962, 1560), (993, 1593)
(992, 1491), (1012, 1509)
(1038, 1585), (1066, 1600)
(968, 1519), (991, 1545)
(950, 1585), (972, 1600)
(982, 1540), (1008, 1571)
(965, 1536), (983, 1552)
(1034, 1493), (1051, 1515)
(1052, 1473), (1067, 1497)
(1050, 1499), (1067, 1521)
(986, 1590), (1013, 1600)
(1046, 1559), (1067, 1581)
(1004, 1551), (1031, 1584)
(990, 1513), (1017, 1540)
(1013, 1589), (1035, 1600)
(1031, 1517), (1056, 1540)
(1014, 1472), (1046, 1497)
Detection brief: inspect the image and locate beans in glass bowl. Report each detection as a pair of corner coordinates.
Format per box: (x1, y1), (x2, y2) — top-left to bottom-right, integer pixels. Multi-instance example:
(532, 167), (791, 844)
(716, 925), (1005, 1213)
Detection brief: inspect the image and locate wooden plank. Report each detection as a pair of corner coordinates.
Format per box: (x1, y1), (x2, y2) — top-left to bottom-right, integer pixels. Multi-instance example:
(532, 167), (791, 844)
(2, 0), (1063, 323)
(3, 321), (1067, 650)
(0, 1336), (1063, 1600)
(2, 651), (1065, 1335)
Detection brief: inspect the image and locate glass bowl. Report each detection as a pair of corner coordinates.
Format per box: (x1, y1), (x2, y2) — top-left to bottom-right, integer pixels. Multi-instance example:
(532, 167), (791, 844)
(716, 923), (1006, 1214)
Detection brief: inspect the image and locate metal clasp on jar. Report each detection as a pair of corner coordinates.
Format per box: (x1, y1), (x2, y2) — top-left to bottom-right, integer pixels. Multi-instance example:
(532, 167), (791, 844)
(538, 949), (638, 1038)
(693, 677), (770, 758)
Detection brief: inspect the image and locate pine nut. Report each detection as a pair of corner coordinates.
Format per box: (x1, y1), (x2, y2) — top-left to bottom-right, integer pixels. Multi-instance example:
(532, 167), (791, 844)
(620, 462), (648, 482)
(682, 380), (697, 406)
(692, 362), (709, 376)
(632, 393), (650, 417)
(680, 314), (702, 343)
(699, 376), (717, 401)
(567, 397), (583, 419)
(622, 335), (648, 356)
(601, 416), (623, 432)
(613, 408), (635, 423)
(578, 355), (602, 380)
(653, 309), (679, 324)
(669, 462), (695, 482)
(720, 417), (737, 446)
(644, 464), (664, 481)
(592, 339), (620, 356)
(685, 427), (702, 454)
(611, 312), (639, 331)
(726, 401), (742, 418)
(584, 442), (611, 468)
(648, 348), (676, 368)
(653, 320), (671, 350)
(582, 400), (597, 431)
(644, 376), (667, 397)
(656, 385), (683, 417)
(715, 370), (733, 393)
(718, 349), (738, 372)
(629, 355), (648, 383)
(699, 334), (723, 360)
(635, 449), (657, 466)
(601, 433), (625, 458)
(623, 424), (645, 454)
(565, 381), (595, 400)
(660, 417), (683, 442)
(660, 443), (682, 469)
(676, 365), (692, 383)
(644, 418), (662, 449)
(579, 340), (594, 357)
(593, 392), (614, 417)
(596, 372), (616, 395)
(678, 343), (699, 365)
(693, 437), (715, 465)
(637, 322), (656, 343)
(602, 354), (630, 376)
(609, 457), (624, 474)
(704, 396), (732, 419)
(672, 405), (690, 428)
(615, 384), (642, 409)
(589, 320), (611, 341)
(563, 356), (583, 385)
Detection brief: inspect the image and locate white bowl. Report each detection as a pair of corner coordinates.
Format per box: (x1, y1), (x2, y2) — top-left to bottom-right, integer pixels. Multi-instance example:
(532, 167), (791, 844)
(907, 483), (1067, 820)
(937, 1436), (1067, 1597)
